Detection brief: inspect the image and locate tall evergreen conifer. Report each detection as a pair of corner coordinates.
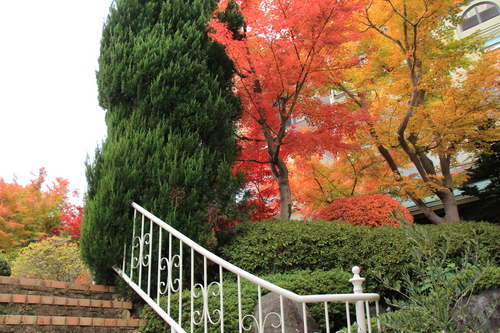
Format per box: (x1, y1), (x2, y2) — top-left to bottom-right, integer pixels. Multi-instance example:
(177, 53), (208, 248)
(81, 0), (245, 284)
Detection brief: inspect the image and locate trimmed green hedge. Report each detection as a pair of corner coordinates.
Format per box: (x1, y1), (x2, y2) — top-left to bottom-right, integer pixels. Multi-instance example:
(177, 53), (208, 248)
(216, 220), (500, 293)
(140, 269), (352, 332)
(140, 221), (500, 332)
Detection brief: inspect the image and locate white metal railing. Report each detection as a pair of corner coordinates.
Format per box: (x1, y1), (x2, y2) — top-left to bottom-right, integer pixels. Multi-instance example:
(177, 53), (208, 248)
(113, 202), (381, 333)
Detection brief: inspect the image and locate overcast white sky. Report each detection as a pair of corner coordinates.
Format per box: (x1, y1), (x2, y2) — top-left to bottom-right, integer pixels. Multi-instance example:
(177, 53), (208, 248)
(0, 0), (113, 202)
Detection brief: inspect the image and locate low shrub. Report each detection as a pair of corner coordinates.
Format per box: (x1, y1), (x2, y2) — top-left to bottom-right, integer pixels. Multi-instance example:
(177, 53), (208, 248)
(476, 265), (500, 291)
(216, 220), (500, 295)
(0, 257), (11, 276)
(140, 269), (353, 332)
(315, 194), (413, 227)
(11, 236), (91, 283)
(376, 225), (493, 333)
(140, 221), (500, 332)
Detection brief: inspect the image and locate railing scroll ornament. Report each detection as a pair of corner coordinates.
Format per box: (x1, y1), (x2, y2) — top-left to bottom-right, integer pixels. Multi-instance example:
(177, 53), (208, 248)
(114, 202), (381, 333)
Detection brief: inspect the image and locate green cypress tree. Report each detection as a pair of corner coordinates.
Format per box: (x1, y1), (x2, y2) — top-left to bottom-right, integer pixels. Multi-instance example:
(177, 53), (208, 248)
(81, 0), (245, 284)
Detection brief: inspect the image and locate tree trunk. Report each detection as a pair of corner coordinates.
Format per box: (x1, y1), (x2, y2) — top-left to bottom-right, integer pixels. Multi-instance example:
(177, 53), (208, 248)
(278, 176), (292, 220)
(410, 191), (460, 224)
(436, 188), (461, 223)
(269, 154), (292, 220)
(375, 144), (461, 224)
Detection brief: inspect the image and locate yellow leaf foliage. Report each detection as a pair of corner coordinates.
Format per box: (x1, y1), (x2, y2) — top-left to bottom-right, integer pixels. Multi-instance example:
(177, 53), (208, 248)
(11, 236), (90, 283)
(337, 0), (500, 203)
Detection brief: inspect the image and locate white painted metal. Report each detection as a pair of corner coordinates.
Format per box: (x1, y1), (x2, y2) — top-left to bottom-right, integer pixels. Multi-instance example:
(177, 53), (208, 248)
(114, 202), (381, 333)
(115, 266), (186, 333)
(350, 266), (367, 333)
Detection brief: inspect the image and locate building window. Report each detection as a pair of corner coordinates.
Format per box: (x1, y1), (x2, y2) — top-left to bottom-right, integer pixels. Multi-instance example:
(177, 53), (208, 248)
(461, 2), (500, 31)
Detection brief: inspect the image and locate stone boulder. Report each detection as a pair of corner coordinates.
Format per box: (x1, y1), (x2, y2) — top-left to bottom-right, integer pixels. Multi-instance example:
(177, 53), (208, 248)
(461, 288), (500, 332)
(250, 292), (320, 333)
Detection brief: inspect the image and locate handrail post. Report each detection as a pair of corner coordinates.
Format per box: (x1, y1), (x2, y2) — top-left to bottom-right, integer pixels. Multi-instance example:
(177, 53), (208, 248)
(349, 266), (367, 333)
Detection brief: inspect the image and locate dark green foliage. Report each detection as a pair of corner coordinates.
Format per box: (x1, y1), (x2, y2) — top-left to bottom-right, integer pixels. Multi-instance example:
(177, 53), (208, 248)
(215, 0), (245, 41)
(216, 220), (500, 294)
(0, 257), (11, 276)
(140, 221), (500, 332)
(460, 141), (500, 223)
(81, 0), (245, 285)
(376, 225), (492, 332)
(140, 269), (352, 333)
(262, 269), (353, 331)
(475, 265), (500, 291)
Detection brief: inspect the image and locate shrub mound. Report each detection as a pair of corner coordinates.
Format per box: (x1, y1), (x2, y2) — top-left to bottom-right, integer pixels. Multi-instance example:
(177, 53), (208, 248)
(140, 221), (500, 332)
(0, 257), (11, 276)
(11, 236), (91, 283)
(140, 269), (352, 333)
(315, 194), (413, 227)
(216, 220), (500, 293)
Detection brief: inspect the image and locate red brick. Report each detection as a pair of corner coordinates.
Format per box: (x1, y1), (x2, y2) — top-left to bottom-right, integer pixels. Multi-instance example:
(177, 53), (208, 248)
(105, 318), (117, 326)
(112, 300), (123, 308)
(68, 282), (88, 291)
(90, 284), (109, 292)
(101, 300), (112, 308)
(11, 294), (26, 303)
(37, 316), (52, 325)
(90, 299), (102, 307)
(26, 295), (41, 304)
(116, 319), (128, 327)
(127, 318), (142, 327)
(19, 278), (37, 287)
(122, 301), (133, 309)
(5, 315), (22, 325)
(46, 280), (66, 289)
(40, 296), (54, 305)
(66, 317), (80, 326)
(92, 317), (105, 326)
(0, 276), (14, 285)
(53, 296), (67, 305)
(79, 299), (91, 307)
(52, 316), (66, 325)
(0, 294), (11, 303)
(79, 317), (93, 326)
(66, 298), (78, 306)
(21, 315), (37, 325)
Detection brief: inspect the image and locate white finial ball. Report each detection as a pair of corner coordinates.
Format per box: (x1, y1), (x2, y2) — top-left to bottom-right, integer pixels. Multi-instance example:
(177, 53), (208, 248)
(352, 266), (360, 274)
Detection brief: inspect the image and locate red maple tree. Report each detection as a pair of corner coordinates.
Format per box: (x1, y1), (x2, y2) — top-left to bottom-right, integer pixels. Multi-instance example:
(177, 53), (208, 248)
(210, 0), (368, 220)
(315, 194), (414, 227)
(58, 204), (84, 241)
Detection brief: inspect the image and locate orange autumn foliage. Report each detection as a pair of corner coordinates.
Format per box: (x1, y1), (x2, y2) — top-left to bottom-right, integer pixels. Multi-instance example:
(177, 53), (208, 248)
(336, 0), (500, 223)
(210, 0), (368, 219)
(0, 168), (72, 250)
(315, 194), (413, 227)
(290, 148), (391, 219)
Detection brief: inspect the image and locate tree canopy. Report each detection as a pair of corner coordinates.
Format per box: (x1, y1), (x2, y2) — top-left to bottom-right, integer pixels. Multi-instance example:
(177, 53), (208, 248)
(209, 0), (368, 220)
(336, 0), (500, 223)
(81, 0), (246, 284)
(0, 168), (70, 251)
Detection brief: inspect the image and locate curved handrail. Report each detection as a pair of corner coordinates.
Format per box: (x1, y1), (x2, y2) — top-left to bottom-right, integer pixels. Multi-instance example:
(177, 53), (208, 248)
(131, 202), (379, 304)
